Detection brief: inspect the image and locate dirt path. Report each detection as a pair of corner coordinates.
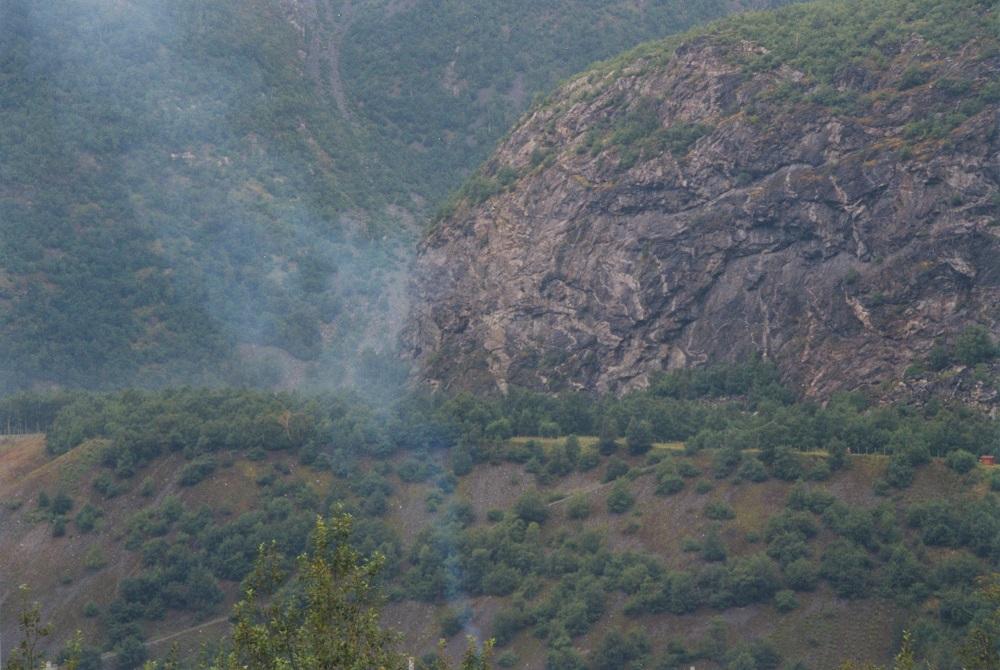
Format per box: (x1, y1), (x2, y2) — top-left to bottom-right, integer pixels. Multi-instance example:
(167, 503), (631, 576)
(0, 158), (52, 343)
(100, 616), (231, 661)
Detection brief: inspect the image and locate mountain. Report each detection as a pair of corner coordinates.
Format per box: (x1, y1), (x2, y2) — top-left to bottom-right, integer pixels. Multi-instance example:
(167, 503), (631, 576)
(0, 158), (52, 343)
(404, 0), (1000, 399)
(0, 0), (787, 394)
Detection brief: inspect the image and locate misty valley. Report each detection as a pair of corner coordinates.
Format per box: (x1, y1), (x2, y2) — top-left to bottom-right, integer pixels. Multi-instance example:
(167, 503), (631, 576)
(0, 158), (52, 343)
(0, 0), (998, 669)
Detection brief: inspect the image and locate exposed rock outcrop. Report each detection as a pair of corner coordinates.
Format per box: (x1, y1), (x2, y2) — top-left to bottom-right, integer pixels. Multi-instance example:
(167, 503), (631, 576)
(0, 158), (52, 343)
(405, 2), (1000, 398)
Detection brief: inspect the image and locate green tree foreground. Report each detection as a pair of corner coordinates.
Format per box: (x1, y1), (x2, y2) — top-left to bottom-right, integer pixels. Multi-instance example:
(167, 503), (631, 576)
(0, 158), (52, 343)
(5, 513), (492, 670)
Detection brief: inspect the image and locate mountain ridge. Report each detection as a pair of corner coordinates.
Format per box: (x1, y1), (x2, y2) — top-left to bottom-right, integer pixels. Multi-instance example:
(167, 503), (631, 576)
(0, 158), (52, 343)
(404, 0), (1000, 399)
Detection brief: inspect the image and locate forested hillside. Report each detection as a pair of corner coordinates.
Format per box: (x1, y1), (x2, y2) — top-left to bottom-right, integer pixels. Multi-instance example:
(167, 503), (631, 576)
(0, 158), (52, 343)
(1, 365), (999, 668)
(0, 0), (787, 394)
(341, 0), (793, 202)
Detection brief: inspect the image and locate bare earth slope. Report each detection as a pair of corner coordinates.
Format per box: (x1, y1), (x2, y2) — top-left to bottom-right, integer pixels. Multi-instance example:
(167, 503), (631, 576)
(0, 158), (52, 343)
(405, 0), (1000, 397)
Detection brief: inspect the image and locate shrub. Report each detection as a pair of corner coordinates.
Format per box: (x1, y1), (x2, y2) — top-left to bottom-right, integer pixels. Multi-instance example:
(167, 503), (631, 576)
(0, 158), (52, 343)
(678, 462), (701, 478)
(713, 447), (743, 479)
(625, 418), (653, 455)
(52, 517), (66, 537)
(52, 492), (74, 515)
(695, 480), (713, 494)
(597, 418), (619, 455)
(514, 491), (549, 524)
(704, 501), (736, 521)
(770, 447), (803, 481)
(84, 545), (107, 571)
(607, 479), (635, 514)
(439, 607), (469, 637)
(603, 457), (630, 483)
(577, 447), (600, 471)
(954, 325), (996, 366)
(945, 449), (977, 474)
(774, 589), (799, 612)
(74, 504), (103, 533)
(590, 629), (650, 670)
(702, 528), (727, 563)
(783, 558), (819, 592)
(736, 457), (769, 483)
(93, 472), (124, 499)
(885, 455), (915, 489)
(497, 651), (519, 668)
(179, 456), (217, 486)
(566, 494), (591, 520)
(656, 474), (684, 495)
(820, 540), (871, 599)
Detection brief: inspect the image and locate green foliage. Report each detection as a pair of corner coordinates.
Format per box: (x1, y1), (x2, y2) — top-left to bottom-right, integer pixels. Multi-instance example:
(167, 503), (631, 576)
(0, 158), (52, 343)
(565, 494), (591, 520)
(207, 514), (404, 670)
(3, 586), (53, 670)
(607, 479), (635, 514)
(515, 491), (550, 524)
(625, 418), (653, 455)
(590, 629), (651, 670)
(705, 500), (736, 521)
(955, 326), (997, 366)
(945, 449), (978, 474)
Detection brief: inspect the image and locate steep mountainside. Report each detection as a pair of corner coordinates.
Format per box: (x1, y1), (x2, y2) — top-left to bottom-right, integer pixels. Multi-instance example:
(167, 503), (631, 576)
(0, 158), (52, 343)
(2, 382), (998, 668)
(0, 0), (782, 394)
(341, 0), (794, 203)
(405, 0), (1000, 398)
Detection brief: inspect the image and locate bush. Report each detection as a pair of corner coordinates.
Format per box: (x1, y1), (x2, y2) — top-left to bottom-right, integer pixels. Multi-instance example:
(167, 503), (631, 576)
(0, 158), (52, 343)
(954, 325), (996, 366)
(84, 546), (107, 571)
(597, 418), (619, 455)
(497, 651), (519, 668)
(656, 474), (684, 495)
(566, 494), (591, 520)
(820, 540), (871, 599)
(74, 504), (103, 533)
(52, 492), (74, 515)
(93, 472), (124, 499)
(52, 517), (66, 537)
(704, 501), (736, 521)
(514, 491), (549, 524)
(945, 449), (977, 474)
(577, 447), (600, 471)
(607, 479), (635, 514)
(770, 447), (803, 481)
(783, 558), (819, 592)
(885, 455), (915, 489)
(625, 418), (653, 455)
(774, 589), (799, 612)
(736, 457), (769, 483)
(702, 528), (727, 563)
(590, 629), (650, 670)
(179, 456), (217, 486)
(603, 457), (630, 483)
(439, 607), (469, 637)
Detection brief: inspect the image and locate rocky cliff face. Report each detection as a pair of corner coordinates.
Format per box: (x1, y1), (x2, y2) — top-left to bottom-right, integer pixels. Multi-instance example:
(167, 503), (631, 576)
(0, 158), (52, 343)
(404, 0), (1000, 397)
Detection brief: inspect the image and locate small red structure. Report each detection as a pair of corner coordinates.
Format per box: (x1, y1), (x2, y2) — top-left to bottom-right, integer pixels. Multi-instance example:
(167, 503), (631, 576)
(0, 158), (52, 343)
(980, 455), (996, 466)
